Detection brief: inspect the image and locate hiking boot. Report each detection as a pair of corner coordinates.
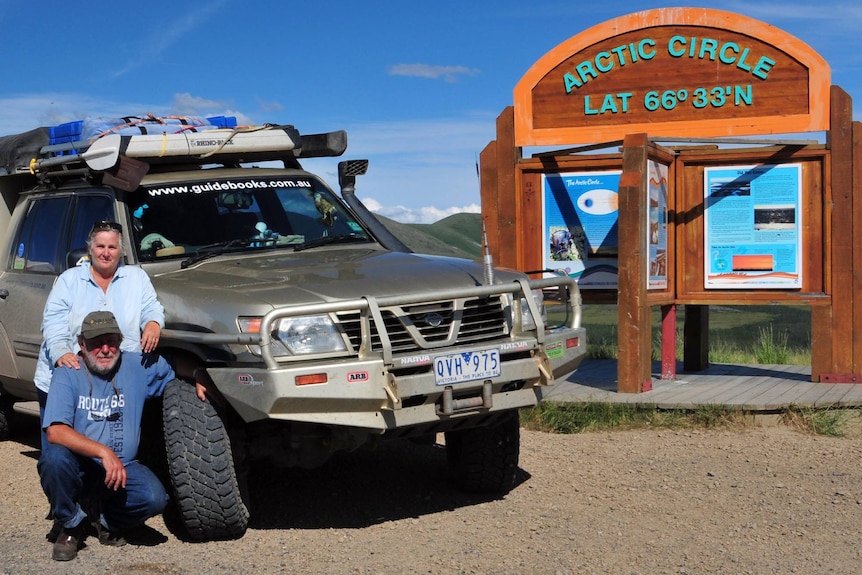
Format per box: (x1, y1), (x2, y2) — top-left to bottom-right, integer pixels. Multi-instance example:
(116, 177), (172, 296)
(93, 521), (127, 547)
(52, 524), (85, 561)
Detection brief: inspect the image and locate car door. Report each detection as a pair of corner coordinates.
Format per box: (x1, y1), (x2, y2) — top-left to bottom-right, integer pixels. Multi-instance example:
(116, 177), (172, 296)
(0, 191), (115, 400)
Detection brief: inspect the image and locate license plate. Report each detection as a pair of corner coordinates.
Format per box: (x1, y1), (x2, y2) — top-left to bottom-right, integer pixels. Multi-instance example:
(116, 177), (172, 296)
(433, 348), (501, 385)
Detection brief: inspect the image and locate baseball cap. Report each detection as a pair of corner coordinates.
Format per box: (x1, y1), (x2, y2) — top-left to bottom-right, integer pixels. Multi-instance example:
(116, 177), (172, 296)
(81, 311), (123, 340)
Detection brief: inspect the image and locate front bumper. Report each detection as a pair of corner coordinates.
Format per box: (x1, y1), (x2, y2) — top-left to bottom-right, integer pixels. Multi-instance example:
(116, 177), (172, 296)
(206, 327), (586, 430)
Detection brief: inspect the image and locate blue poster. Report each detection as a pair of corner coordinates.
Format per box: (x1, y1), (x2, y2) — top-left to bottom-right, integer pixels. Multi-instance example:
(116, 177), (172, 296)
(704, 164), (802, 288)
(543, 171), (621, 289)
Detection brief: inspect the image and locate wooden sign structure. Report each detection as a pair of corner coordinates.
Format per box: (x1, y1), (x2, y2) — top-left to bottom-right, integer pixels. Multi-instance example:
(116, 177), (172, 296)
(480, 7), (861, 391)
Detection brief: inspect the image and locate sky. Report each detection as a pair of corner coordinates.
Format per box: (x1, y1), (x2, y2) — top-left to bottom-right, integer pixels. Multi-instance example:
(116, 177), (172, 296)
(0, 0), (859, 223)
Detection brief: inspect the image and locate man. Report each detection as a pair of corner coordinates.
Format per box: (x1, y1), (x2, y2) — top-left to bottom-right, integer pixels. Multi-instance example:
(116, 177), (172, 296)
(38, 310), (175, 561)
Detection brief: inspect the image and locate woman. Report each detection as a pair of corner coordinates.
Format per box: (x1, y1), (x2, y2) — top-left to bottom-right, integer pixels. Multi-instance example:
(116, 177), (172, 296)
(35, 220), (164, 411)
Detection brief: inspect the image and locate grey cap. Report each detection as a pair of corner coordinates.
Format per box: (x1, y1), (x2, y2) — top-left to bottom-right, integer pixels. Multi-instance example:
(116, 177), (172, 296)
(81, 311), (122, 340)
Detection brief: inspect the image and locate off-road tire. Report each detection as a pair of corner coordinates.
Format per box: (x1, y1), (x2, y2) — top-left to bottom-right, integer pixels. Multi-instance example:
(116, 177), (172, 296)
(162, 379), (249, 541)
(445, 410), (520, 493)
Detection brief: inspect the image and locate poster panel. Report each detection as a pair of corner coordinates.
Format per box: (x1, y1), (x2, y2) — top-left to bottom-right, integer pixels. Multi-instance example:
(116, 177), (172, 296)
(704, 164), (802, 289)
(648, 160), (669, 290)
(542, 171), (621, 289)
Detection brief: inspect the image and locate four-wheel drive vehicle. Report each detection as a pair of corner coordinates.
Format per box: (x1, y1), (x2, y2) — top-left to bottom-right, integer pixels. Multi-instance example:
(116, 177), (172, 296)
(0, 116), (586, 541)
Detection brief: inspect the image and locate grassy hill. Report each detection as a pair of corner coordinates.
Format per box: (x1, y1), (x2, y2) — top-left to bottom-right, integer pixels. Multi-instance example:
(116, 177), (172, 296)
(377, 212), (482, 260)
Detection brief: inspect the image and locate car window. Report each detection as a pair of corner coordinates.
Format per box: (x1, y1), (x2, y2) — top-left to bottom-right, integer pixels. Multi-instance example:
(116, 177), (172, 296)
(11, 197), (69, 273)
(131, 175), (369, 260)
(10, 193), (114, 274)
(69, 195), (115, 254)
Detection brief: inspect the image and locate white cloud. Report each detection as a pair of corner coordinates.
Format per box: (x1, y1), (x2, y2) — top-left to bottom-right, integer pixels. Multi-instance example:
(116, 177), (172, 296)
(387, 64), (480, 83)
(169, 93), (255, 125)
(361, 197), (480, 224)
(298, 115), (493, 220)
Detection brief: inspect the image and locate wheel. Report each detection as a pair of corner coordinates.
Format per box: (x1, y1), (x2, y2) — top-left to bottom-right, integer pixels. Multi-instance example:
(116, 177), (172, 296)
(162, 379), (249, 541)
(444, 410), (520, 493)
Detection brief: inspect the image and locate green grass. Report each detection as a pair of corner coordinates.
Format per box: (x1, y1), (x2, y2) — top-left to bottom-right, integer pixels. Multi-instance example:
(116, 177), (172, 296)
(580, 304), (811, 365)
(781, 406), (857, 437)
(521, 403), (860, 437)
(520, 402), (748, 433)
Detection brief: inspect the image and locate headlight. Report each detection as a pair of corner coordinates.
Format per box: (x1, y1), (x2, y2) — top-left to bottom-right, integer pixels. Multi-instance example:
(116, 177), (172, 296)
(519, 289), (546, 332)
(239, 314), (347, 356)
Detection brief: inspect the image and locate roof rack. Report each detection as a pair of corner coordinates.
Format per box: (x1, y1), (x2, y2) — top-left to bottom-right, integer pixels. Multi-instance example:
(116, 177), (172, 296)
(0, 115), (347, 178)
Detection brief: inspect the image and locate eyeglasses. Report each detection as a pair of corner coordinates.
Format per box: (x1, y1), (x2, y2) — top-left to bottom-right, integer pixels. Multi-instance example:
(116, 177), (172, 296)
(83, 335), (121, 350)
(91, 220), (123, 234)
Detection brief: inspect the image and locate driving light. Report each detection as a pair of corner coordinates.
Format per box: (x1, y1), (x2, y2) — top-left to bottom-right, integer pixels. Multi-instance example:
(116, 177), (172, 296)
(519, 289), (546, 332)
(239, 314), (347, 356)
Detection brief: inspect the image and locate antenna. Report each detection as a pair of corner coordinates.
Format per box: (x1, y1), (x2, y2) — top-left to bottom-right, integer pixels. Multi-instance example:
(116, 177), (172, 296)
(477, 157), (494, 285)
(482, 218), (494, 285)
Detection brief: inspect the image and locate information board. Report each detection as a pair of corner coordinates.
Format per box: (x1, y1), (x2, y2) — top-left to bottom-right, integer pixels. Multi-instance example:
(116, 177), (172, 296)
(704, 164), (802, 288)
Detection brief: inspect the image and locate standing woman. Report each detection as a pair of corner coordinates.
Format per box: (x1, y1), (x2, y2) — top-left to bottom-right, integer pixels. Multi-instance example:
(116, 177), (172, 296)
(35, 220), (164, 422)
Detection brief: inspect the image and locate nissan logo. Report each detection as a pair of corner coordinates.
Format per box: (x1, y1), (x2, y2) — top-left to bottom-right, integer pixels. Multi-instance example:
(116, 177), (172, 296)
(423, 312), (443, 327)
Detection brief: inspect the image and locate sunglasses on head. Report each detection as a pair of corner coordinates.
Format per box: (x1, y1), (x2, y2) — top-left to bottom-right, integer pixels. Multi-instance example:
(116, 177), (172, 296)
(91, 220), (123, 234)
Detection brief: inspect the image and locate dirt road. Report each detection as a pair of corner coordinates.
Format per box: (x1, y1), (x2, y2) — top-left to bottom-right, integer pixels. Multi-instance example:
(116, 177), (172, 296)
(2, 411), (861, 574)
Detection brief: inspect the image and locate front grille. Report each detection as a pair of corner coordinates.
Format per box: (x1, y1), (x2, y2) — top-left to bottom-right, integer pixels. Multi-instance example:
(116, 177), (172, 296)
(337, 295), (509, 354)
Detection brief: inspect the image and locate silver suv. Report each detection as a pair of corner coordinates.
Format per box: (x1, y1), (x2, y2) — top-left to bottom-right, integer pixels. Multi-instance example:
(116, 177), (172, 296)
(0, 119), (586, 541)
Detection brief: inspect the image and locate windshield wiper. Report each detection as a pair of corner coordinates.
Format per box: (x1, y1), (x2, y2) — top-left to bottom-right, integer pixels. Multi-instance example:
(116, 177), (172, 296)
(181, 238), (251, 269)
(293, 234), (370, 252)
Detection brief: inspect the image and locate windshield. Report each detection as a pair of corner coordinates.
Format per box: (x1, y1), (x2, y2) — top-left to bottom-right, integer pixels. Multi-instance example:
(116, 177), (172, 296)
(129, 174), (371, 261)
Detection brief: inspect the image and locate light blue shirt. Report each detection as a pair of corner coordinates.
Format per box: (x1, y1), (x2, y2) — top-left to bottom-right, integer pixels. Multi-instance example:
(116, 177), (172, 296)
(34, 261), (165, 393)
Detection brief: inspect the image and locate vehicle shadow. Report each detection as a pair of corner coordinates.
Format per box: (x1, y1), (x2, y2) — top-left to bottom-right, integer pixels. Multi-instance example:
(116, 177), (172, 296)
(5, 408), (41, 460)
(15, 406), (531, 537)
(241, 438), (531, 531)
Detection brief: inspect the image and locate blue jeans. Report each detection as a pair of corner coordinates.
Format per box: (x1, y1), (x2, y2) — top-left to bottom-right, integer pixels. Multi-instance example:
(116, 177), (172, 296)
(37, 445), (168, 531)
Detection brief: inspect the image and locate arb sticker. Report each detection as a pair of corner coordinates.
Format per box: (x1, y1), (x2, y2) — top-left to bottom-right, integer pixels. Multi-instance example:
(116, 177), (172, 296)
(238, 373), (264, 386)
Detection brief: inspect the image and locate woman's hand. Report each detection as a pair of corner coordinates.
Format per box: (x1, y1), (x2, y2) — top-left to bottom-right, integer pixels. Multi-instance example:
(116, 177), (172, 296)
(55, 353), (80, 370)
(141, 321), (161, 353)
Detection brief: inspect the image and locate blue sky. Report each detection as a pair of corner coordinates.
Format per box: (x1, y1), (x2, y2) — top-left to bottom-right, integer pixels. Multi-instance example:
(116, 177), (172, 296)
(1, 1), (859, 223)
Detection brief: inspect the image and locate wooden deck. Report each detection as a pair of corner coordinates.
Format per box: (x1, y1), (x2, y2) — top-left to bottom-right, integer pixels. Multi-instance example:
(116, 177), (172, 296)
(545, 359), (862, 411)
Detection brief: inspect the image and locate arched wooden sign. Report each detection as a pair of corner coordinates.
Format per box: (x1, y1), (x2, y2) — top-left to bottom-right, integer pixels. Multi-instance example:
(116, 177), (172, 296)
(514, 8), (831, 146)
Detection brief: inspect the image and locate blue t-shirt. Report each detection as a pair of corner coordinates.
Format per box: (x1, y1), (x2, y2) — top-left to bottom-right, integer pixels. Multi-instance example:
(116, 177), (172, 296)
(43, 352), (175, 464)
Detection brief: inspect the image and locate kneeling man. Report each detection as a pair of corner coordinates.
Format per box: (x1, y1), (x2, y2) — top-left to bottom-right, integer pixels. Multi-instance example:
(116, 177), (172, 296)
(38, 310), (175, 561)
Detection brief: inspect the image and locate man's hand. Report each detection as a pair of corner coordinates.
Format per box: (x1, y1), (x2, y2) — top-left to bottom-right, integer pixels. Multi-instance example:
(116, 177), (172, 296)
(195, 381), (208, 401)
(100, 449), (127, 490)
(47, 424), (127, 489)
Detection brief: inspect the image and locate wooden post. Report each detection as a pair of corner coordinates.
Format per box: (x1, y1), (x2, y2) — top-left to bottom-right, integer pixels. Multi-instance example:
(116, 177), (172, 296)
(661, 304), (677, 380)
(822, 86), (856, 379)
(853, 120), (862, 376)
(683, 305), (709, 371)
(617, 133), (652, 392)
(479, 140), (499, 263)
(494, 107), (520, 270)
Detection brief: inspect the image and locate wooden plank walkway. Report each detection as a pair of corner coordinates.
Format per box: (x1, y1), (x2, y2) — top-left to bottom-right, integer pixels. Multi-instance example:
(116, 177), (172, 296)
(545, 359), (862, 411)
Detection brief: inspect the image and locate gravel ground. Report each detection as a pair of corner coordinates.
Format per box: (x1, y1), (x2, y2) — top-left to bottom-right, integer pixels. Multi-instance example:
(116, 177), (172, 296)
(2, 411), (862, 575)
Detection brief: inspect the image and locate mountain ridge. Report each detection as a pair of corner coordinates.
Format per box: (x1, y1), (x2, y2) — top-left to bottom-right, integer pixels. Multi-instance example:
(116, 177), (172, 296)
(377, 212), (483, 260)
